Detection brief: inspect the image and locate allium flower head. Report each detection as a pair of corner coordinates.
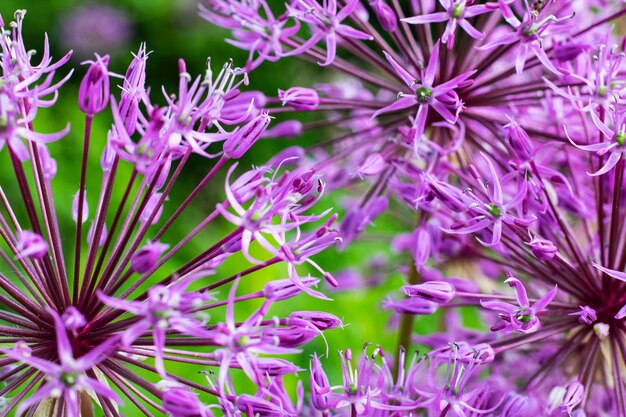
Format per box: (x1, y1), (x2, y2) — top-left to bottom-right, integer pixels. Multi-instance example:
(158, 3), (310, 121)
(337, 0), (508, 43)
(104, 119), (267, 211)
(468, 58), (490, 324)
(58, 3), (132, 59)
(199, 0), (626, 414)
(0, 11), (341, 417)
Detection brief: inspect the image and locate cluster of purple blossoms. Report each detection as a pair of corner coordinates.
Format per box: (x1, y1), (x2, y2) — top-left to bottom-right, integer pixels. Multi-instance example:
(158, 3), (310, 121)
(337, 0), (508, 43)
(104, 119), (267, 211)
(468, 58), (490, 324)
(202, 0), (626, 415)
(0, 10), (342, 417)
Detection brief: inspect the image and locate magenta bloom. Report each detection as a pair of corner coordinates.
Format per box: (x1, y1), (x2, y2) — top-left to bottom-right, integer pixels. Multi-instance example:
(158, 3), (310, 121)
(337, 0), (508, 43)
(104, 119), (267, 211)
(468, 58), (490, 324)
(481, 275), (557, 334)
(402, 0), (496, 47)
(0, 11), (339, 417)
(78, 54), (111, 115)
(16, 230), (48, 259)
(1, 309), (120, 417)
(376, 40), (475, 143)
(285, 0), (373, 66)
(199, 0), (626, 414)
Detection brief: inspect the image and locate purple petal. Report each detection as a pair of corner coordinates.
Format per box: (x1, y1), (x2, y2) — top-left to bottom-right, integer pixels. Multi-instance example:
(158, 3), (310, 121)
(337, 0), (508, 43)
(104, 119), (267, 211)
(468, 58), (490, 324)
(16, 383), (58, 417)
(532, 285), (557, 313)
(413, 104), (429, 139)
(49, 307), (74, 365)
(82, 376), (121, 403)
(589, 152), (621, 176)
(504, 277), (529, 307)
(336, 24), (373, 41)
(382, 51), (416, 87)
(372, 96), (418, 118)
(430, 100), (457, 123)
(594, 263), (626, 282)
(458, 19), (484, 40)
(424, 40), (441, 86)
(320, 33), (337, 67)
(401, 11), (448, 24)
(71, 191), (88, 224)
(480, 299), (517, 314)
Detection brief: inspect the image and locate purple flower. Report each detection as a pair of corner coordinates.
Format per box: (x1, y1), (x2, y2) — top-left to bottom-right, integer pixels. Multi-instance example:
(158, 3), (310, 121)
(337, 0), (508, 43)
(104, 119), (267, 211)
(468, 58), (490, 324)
(71, 190), (89, 223)
(504, 117), (536, 162)
(97, 273), (214, 376)
(16, 230), (48, 259)
(403, 281), (455, 304)
(439, 154), (531, 247)
(223, 111), (272, 158)
(569, 305), (597, 325)
(480, 1), (566, 74)
(78, 54), (111, 115)
(566, 107), (626, 176)
(0, 85), (70, 161)
(58, 3), (132, 59)
(1, 310), (120, 417)
(0, 12), (340, 416)
(526, 236), (558, 261)
(200, 0), (300, 71)
(162, 386), (211, 417)
(481, 275), (557, 334)
(402, 0), (496, 47)
(130, 240), (169, 273)
(370, 0), (397, 32)
(285, 0), (373, 66)
(376, 40), (475, 142)
(278, 87), (320, 111)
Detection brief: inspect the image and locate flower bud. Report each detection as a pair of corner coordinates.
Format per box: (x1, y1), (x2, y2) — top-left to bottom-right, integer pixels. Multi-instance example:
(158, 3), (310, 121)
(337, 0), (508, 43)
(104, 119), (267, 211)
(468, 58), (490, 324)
(403, 281), (455, 304)
(254, 357), (301, 376)
(162, 387), (205, 417)
(101, 141), (116, 172)
(504, 118), (535, 162)
(593, 322), (609, 339)
(131, 241), (169, 273)
(527, 236), (557, 261)
(263, 120), (303, 138)
(264, 277), (320, 301)
(223, 112), (271, 159)
(278, 87), (320, 111)
(412, 227), (431, 271)
(118, 44), (147, 135)
(139, 193), (164, 225)
(383, 297), (438, 314)
(310, 354), (332, 410)
(500, 395), (536, 417)
(236, 394), (285, 416)
(78, 54), (111, 115)
(87, 221), (107, 247)
(288, 311), (342, 331)
(267, 146), (304, 168)
(72, 191), (89, 224)
(356, 153), (385, 178)
(16, 230), (48, 259)
(553, 41), (587, 62)
(371, 0), (397, 32)
(570, 305), (597, 324)
(220, 91), (267, 123)
(562, 382), (584, 412)
(268, 325), (318, 348)
(38, 146), (57, 180)
(62, 307), (86, 331)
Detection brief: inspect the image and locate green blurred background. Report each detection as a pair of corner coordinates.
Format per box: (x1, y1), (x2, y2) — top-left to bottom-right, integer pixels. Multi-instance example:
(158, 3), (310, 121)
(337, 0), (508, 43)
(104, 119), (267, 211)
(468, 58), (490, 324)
(0, 0), (438, 410)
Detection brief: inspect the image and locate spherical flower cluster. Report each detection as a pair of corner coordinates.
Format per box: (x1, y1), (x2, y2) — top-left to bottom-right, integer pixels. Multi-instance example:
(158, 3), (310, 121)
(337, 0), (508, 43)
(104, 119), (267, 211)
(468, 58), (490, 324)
(0, 10), (341, 417)
(5, 0), (626, 415)
(202, 0), (626, 415)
